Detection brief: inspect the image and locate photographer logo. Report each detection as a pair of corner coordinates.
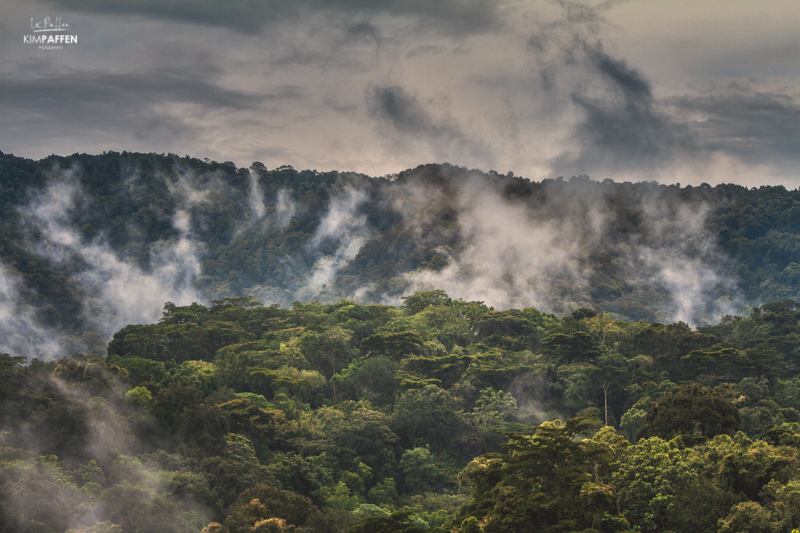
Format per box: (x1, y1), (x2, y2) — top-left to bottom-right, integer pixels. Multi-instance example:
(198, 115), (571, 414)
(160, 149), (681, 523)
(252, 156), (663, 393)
(24, 17), (78, 50)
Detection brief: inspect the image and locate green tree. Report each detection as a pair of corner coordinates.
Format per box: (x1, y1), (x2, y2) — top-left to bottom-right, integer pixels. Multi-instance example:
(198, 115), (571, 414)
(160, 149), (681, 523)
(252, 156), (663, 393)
(399, 447), (453, 494)
(717, 502), (773, 533)
(152, 382), (203, 432)
(541, 332), (602, 364)
(613, 437), (697, 533)
(637, 382), (740, 443)
(402, 290), (452, 315)
(223, 484), (332, 533)
(360, 332), (424, 361)
(347, 510), (428, 533)
(454, 418), (614, 533)
(302, 326), (355, 396)
(0, 353), (25, 399)
(392, 385), (464, 452)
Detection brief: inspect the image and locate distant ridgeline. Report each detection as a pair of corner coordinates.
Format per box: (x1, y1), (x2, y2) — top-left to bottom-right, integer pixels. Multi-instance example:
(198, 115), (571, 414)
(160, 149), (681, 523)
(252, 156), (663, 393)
(1, 150), (800, 355)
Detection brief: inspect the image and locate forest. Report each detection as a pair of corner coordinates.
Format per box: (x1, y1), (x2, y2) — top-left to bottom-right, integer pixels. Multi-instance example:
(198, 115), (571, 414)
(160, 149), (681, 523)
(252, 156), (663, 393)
(1, 151), (800, 360)
(3, 293), (800, 532)
(1, 151), (800, 532)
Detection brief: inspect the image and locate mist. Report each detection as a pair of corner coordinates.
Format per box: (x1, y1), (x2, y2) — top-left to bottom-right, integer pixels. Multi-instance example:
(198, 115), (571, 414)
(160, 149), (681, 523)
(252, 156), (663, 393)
(15, 167), (205, 357)
(2, 1), (797, 531)
(386, 170), (743, 324)
(0, 263), (62, 360)
(0, 362), (214, 532)
(0, 151), (779, 364)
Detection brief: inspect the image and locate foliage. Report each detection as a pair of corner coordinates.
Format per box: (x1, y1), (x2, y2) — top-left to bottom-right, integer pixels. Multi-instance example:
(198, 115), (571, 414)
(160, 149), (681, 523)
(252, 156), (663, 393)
(5, 154), (800, 357)
(637, 382), (740, 443)
(4, 293), (800, 531)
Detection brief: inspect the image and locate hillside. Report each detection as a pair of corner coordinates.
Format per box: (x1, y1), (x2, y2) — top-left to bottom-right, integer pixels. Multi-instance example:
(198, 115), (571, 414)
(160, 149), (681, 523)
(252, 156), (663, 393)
(2, 149), (800, 530)
(0, 150), (799, 360)
(2, 295), (800, 532)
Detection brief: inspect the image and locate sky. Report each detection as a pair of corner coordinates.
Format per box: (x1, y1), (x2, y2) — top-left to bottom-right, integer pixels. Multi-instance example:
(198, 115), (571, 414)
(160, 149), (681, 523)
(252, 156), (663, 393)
(2, 0), (798, 186)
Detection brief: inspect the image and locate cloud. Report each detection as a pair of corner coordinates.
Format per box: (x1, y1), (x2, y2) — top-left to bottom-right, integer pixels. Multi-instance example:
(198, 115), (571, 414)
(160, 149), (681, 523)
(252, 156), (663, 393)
(367, 85), (491, 165)
(247, 168), (266, 220)
(396, 172), (590, 312)
(386, 170), (744, 324)
(0, 263), (62, 360)
(0, 60), (280, 163)
(368, 85), (439, 136)
(630, 201), (743, 325)
(510, 0), (800, 186)
(38, 0), (501, 34)
(668, 84), (800, 169)
(522, 2), (696, 178)
(4, 372), (213, 530)
(275, 189), (297, 228)
(17, 166), (204, 357)
(555, 45), (696, 176)
(3, 68), (261, 114)
(303, 186), (371, 297)
(5, 0), (797, 185)
(0, 68), (264, 132)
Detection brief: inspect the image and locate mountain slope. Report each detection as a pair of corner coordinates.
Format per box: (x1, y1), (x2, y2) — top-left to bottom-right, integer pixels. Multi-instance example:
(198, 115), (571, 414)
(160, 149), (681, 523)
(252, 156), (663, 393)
(0, 150), (798, 358)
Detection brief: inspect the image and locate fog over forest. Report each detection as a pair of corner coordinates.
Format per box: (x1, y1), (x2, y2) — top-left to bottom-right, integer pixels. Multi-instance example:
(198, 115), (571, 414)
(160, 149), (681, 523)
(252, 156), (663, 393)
(1, 1), (799, 532)
(0, 151), (797, 360)
(2, 0), (796, 359)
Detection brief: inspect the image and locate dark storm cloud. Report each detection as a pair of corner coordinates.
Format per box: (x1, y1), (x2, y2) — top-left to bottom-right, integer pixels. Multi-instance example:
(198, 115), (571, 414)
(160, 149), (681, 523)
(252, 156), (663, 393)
(555, 45), (695, 175)
(0, 65), (298, 152)
(345, 20), (381, 44)
(525, 1), (695, 176)
(368, 85), (438, 136)
(367, 85), (490, 162)
(539, 1), (798, 179)
(670, 85), (800, 167)
(1, 68), (265, 116)
(591, 50), (649, 99)
(552, 40), (800, 177)
(39, 0), (500, 34)
(10, 0), (798, 182)
(556, 0), (604, 26)
(267, 18), (384, 69)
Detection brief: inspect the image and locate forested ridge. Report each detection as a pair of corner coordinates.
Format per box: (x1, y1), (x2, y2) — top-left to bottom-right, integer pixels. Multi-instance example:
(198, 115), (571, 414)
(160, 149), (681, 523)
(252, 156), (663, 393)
(4, 293), (800, 532)
(2, 150), (800, 359)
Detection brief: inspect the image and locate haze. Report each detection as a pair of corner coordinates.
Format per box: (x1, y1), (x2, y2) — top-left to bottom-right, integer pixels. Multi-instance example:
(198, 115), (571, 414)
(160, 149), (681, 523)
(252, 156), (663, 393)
(2, 0), (798, 186)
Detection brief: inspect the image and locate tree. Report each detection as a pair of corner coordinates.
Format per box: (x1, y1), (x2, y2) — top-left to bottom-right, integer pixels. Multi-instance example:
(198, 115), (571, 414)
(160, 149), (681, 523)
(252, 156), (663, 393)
(0, 353), (25, 399)
(201, 435), (273, 513)
(399, 447), (453, 494)
(306, 404), (398, 472)
(402, 290), (452, 315)
(223, 484), (333, 533)
(392, 385), (463, 452)
(637, 382), (740, 443)
(347, 510), (428, 533)
(152, 382), (203, 432)
(541, 332), (602, 363)
(717, 502), (773, 533)
(594, 354), (630, 426)
(302, 326), (355, 396)
(179, 403), (230, 457)
(613, 437), (699, 533)
(160, 301), (208, 324)
(343, 356), (400, 406)
(360, 332), (423, 361)
(681, 343), (747, 383)
(453, 418), (615, 533)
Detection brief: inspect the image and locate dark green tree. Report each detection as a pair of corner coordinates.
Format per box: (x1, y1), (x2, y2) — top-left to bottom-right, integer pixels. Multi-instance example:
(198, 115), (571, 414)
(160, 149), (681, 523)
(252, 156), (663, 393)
(637, 382), (740, 443)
